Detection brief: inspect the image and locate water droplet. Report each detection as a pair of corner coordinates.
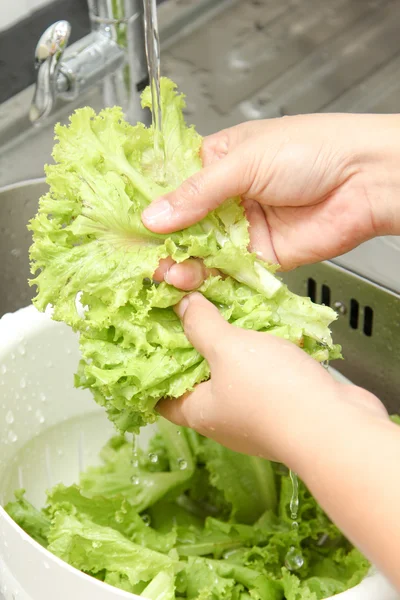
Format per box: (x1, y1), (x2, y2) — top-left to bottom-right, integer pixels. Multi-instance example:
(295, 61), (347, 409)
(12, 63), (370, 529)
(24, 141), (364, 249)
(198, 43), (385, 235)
(91, 541), (102, 549)
(43, 561), (50, 569)
(20, 378), (26, 389)
(10, 248), (21, 258)
(27, 404), (32, 412)
(285, 546), (304, 571)
(35, 409), (45, 424)
(289, 470), (299, 522)
(5, 410), (14, 424)
(178, 459), (188, 471)
(18, 344), (26, 356)
(176, 430), (181, 436)
(7, 430), (17, 443)
(46, 361), (53, 368)
(39, 392), (46, 403)
(131, 476), (140, 486)
(148, 453), (158, 464)
(142, 514), (151, 526)
(317, 533), (329, 546)
(1, 364), (7, 375)
(57, 448), (63, 456)
(115, 512), (124, 523)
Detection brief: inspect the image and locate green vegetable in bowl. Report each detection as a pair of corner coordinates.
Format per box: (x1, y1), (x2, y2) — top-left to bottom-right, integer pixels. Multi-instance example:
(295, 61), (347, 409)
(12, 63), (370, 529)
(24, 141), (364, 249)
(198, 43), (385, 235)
(28, 78), (341, 434)
(6, 419), (369, 599)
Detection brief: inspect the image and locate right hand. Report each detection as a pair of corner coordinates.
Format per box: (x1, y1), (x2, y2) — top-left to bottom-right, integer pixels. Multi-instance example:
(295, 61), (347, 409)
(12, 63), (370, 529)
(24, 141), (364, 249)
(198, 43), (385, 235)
(148, 113), (400, 286)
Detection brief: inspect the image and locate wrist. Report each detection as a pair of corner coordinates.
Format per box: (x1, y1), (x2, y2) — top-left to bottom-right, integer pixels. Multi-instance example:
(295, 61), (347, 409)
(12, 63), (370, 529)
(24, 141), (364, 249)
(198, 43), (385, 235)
(292, 383), (389, 481)
(350, 114), (400, 237)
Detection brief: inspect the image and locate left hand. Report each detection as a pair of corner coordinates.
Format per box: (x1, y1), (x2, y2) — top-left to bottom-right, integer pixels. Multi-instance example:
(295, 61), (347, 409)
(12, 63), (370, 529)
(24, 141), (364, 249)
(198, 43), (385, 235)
(157, 293), (387, 468)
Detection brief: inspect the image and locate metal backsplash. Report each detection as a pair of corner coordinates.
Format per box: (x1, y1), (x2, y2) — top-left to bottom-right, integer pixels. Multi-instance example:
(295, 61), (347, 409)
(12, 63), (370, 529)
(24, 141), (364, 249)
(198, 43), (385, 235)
(282, 262), (400, 414)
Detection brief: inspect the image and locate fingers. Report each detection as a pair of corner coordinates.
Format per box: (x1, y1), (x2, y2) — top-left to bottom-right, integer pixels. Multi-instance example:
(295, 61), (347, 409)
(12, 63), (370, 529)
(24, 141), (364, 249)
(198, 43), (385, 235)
(201, 122), (263, 166)
(142, 121), (267, 234)
(242, 199), (278, 265)
(153, 258), (217, 290)
(165, 259), (218, 291)
(153, 257), (175, 282)
(174, 292), (231, 361)
(142, 148), (253, 233)
(157, 381), (213, 431)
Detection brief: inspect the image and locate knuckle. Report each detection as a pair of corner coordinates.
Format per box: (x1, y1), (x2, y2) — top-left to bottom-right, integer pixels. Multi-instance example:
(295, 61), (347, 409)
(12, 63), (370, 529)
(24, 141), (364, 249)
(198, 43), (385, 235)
(177, 174), (205, 205)
(203, 130), (230, 162)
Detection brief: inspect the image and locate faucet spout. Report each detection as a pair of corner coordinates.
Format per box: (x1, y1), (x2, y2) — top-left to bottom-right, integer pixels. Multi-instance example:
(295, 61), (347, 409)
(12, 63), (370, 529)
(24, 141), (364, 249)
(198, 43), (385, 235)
(30, 1), (149, 126)
(30, 21), (71, 124)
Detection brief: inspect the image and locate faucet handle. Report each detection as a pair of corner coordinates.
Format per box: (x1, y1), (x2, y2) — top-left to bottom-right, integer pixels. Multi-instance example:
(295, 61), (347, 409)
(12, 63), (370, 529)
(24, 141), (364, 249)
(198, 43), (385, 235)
(30, 20), (71, 124)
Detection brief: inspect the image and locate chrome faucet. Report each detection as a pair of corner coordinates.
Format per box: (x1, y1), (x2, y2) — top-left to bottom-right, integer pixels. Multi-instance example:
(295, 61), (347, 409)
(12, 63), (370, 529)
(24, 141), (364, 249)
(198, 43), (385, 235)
(30, 0), (149, 126)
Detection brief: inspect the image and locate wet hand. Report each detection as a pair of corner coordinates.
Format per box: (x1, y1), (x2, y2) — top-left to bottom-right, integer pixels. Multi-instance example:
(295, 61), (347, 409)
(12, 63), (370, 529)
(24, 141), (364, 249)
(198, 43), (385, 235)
(146, 114), (400, 287)
(157, 293), (387, 468)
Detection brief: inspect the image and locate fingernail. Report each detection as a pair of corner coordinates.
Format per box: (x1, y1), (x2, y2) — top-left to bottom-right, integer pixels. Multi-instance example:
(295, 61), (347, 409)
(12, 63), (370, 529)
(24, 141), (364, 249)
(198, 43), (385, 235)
(142, 198), (173, 224)
(164, 268), (172, 285)
(175, 295), (190, 319)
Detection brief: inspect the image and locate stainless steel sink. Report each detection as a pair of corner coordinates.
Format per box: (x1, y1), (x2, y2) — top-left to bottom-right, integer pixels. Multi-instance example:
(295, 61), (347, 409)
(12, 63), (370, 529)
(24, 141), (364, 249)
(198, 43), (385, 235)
(0, 180), (48, 316)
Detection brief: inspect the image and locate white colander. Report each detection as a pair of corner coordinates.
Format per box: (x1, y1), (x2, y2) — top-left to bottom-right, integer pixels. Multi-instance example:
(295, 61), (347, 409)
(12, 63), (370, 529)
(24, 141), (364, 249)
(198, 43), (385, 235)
(0, 306), (398, 600)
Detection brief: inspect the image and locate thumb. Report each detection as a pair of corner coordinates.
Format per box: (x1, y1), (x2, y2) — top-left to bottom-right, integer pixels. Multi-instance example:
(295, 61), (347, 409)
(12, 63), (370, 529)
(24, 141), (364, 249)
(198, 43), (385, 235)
(175, 292), (230, 361)
(142, 150), (251, 233)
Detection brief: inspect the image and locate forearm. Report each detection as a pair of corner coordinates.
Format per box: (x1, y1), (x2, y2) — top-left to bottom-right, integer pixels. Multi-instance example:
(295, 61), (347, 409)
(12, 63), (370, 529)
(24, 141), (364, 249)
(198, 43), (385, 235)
(293, 387), (400, 589)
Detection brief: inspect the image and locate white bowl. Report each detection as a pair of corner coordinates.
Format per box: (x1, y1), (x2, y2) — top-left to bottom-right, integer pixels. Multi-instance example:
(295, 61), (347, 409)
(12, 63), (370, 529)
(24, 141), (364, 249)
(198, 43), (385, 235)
(0, 306), (398, 600)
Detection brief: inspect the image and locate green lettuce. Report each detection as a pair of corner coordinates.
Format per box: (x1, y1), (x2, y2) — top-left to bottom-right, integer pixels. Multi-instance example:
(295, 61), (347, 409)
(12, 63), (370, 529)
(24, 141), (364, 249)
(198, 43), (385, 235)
(5, 489), (50, 547)
(28, 77), (341, 433)
(6, 419), (369, 599)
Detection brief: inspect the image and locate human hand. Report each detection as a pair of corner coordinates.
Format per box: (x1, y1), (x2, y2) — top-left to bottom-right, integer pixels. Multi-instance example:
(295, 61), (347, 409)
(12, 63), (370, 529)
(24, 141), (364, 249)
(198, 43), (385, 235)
(157, 292), (388, 468)
(147, 113), (400, 288)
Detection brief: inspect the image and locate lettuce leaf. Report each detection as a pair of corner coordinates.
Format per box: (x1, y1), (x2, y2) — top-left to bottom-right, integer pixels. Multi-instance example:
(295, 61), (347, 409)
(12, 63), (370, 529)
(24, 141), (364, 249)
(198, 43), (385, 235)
(78, 423), (194, 512)
(47, 511), (180, 590)
(6, 419), (371, 599)
(196, 437), (277, 524)
(28, 77), (341, 433)
(5, 489), (50, 547)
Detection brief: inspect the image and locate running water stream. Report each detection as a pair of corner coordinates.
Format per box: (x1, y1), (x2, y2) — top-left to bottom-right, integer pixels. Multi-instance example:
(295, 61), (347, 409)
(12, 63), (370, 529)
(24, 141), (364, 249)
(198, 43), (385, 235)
(143, 0), (165, 177)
